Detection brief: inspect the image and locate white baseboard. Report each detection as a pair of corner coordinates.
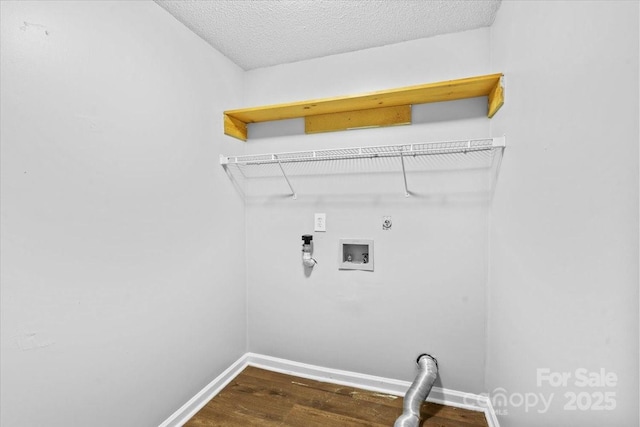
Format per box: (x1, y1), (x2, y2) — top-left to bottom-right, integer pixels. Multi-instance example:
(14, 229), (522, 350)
(158, 354), (250, 427)
(159, 352), (499, 427)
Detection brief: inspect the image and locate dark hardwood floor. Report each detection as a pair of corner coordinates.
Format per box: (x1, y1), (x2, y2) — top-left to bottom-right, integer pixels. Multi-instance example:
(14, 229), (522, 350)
(184, 366), (489, 427)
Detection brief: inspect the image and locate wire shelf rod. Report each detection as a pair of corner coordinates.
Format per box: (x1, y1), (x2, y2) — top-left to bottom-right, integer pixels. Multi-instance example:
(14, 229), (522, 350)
(275, 156), (297, 199)
(399, 149), (409, 197)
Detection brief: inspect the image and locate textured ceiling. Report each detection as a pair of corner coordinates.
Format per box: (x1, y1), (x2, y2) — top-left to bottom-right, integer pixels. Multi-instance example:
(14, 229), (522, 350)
(154, 0), (502, 71)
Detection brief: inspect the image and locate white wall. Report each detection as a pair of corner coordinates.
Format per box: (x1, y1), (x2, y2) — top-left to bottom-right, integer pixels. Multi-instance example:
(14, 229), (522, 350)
(3, 1), (636, 426)
(0, 2), (246, 426)
(240, 29), (498, 393)
(488, 1), (639, 426)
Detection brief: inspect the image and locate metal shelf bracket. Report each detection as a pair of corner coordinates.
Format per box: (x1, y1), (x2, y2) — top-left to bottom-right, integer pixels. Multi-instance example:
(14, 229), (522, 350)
(399, 148), (410, 197)
(275, 156), (297, 200)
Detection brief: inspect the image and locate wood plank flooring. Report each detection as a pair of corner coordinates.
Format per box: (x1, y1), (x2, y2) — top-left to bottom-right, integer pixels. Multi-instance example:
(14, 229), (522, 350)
(184, 366), (489, 427)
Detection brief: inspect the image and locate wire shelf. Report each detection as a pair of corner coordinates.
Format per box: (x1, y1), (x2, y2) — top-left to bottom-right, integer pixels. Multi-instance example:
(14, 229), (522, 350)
(221, 137), (504, 166)
(220, 137), (505, 199)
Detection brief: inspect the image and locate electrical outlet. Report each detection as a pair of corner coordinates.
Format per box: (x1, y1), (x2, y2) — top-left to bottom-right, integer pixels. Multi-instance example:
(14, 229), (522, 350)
(314, 213), (326, 232)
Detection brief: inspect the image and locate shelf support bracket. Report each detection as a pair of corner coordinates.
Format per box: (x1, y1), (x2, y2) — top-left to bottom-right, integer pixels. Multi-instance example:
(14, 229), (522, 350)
(305, 105), (411, 134)
(487, 76), (504, 118)
(275, 157), (297, 199)
(399, 148), (410, 197)
(224, 114), (248, 141)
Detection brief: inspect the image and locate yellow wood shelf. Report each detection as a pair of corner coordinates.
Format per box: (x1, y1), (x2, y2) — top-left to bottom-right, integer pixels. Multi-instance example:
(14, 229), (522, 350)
(224, 73), (504, 141)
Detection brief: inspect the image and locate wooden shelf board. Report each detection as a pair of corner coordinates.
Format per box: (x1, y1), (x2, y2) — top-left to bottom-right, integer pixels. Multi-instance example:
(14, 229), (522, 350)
(225, 73), (503, 141)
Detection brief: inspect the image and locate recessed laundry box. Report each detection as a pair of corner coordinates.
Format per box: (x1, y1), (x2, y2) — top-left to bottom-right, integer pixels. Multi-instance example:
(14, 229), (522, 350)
(339, 239), (374, 271)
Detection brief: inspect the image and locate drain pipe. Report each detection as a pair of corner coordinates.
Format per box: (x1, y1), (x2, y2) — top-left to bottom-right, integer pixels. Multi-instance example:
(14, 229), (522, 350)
(394, 354), (439, 427)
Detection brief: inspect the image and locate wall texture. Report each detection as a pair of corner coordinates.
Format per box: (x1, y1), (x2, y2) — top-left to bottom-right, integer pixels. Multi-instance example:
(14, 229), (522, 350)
(240, 29), (498, 393)
(0, 2), (246, 426)
(488, 1), (639, 426)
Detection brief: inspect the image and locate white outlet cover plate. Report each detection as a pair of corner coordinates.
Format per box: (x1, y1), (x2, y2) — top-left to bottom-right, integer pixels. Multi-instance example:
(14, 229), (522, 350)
(315, 213), (326, 232)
